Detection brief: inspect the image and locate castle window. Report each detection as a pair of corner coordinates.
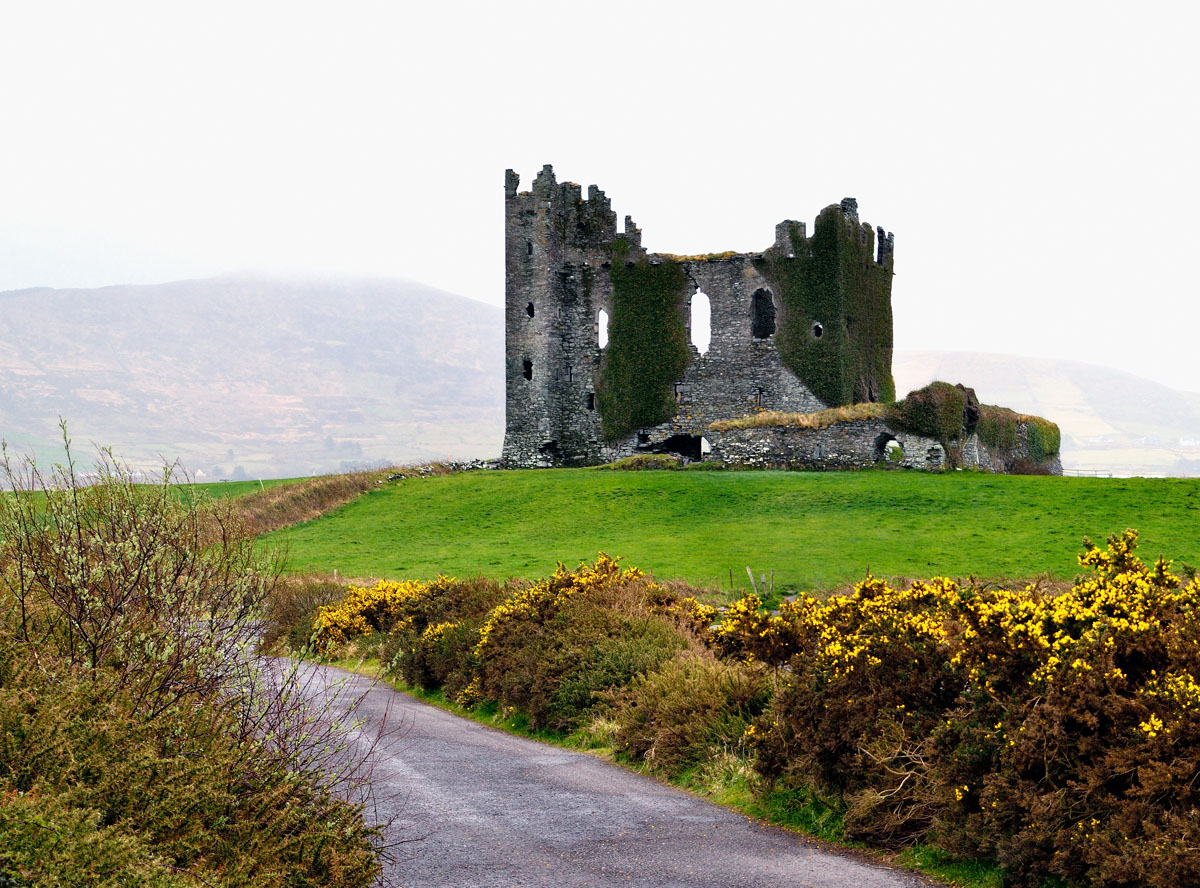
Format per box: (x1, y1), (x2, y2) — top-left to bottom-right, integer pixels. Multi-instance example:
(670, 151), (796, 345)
(812, 322), (824, 339)
(637, 432), (650, 445)
(587, 393), (595, 410)
(527, 241), (533, 256)
(751, 288), (776, 338)
(755, 388), (764, 408)
(597, 308), (609, 349)
(526, 302), (535, 318)
(691, 291), (711, 354)
(522, 359), (533, 380)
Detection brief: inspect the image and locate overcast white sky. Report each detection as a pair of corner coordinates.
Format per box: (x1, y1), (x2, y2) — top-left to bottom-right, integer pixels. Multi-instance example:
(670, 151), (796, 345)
(2, 1), (1197, 390)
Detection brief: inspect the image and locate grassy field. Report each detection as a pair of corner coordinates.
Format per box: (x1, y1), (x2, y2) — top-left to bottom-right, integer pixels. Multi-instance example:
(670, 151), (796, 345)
(267, 468), (1200, 594)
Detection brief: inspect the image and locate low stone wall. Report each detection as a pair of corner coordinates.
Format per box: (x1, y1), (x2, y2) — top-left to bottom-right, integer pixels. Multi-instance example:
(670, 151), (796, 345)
(707, 419), (1062, 475)
(707, 420), (947, 471)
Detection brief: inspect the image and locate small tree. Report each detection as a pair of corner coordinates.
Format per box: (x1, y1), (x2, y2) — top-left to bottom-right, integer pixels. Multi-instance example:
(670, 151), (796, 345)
(0, 425), (401, 885)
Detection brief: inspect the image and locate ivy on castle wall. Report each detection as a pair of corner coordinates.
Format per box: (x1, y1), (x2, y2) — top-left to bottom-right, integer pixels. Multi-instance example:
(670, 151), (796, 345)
(754, 207), (894, 408)
(596, 239), (691, 442)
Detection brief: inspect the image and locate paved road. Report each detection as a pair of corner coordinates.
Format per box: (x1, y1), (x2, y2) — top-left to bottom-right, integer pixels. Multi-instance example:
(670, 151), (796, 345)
(298, 663), (934, 888)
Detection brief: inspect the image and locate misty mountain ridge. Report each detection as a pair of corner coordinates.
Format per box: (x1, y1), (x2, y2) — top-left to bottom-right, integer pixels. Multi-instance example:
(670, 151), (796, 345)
(3, 274), (1197, 479)
(0, 274), (504, 479)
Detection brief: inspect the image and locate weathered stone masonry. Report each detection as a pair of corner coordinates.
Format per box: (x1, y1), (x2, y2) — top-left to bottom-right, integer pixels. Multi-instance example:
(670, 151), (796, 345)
(501, 164), (1060, 475)
(502, 164), (893, 468)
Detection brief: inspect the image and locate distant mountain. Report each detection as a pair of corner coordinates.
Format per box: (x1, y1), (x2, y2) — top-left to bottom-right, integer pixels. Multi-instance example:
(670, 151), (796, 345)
(0, 275), (505, 479)
(895, 351), (1200, 476)
(4, 280), (1193, 479)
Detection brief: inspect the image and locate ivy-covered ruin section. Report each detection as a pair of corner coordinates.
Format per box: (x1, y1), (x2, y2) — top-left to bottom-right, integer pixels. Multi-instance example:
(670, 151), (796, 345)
(754, 203), (894, 408)
(596, 239), (692, 442)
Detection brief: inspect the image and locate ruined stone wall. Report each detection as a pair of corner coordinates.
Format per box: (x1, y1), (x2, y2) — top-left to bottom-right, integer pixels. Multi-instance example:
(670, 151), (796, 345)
(709, 422), (1062, 475)
(502, 164), (894, 468)
(708, 421), (948, 472)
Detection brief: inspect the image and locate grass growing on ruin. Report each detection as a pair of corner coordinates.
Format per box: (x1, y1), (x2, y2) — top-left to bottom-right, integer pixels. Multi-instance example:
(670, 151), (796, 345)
(268, 469), (1200, 594)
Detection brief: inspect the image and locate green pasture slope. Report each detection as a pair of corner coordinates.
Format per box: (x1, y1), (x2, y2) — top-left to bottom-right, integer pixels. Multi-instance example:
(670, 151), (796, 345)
(267, 469), (1200, 594)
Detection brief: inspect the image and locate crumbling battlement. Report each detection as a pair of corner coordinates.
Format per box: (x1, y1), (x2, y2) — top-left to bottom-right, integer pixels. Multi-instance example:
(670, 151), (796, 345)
(502, 164), (897, 468)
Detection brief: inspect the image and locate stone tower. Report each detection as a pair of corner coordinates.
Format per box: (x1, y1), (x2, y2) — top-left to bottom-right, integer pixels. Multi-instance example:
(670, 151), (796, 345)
(502, 165), (895, 468)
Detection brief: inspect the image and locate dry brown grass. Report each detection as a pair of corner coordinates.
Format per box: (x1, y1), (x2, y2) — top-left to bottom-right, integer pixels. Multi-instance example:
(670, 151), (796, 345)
(709, 402), (890, 432)
(234, 465), (454, 536)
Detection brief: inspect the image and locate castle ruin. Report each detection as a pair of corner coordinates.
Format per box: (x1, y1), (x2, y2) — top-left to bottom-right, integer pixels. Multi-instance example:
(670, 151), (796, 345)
(502, 165), (1061, 475)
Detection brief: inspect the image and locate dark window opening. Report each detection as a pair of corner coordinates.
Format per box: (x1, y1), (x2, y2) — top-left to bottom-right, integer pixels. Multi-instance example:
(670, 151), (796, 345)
(526, 302), (535, 318)
(751, 288), (776, 338)
(526, 241), (533, 256)
(587, 393), (595, 411)
(812, 322), (824, 339)
(650, 434), (703, 461)
(522, 359), (533, 380)
(637, 432), (651, 445)
(540, 440), (560, 457)
(755, 388), (765, 408)
(566, 366), (573, 382)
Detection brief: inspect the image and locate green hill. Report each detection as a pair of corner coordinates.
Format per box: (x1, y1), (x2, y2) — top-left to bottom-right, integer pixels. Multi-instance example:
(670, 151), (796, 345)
(267, 469), (1200, 594)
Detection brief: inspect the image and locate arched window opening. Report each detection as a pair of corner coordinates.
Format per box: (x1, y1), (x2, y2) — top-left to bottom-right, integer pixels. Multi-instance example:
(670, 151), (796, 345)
(875, 432), (903, 465)
(691, 291), (711, 354)
(812, 322), (824, 339)
(526, 241), (533, 256)
(587, 393), (596, 411)
(522, 359), (533, 381)
(526, 302), (535, 318)
(751, 288), (776, 338)
(597, 309), (609, 348)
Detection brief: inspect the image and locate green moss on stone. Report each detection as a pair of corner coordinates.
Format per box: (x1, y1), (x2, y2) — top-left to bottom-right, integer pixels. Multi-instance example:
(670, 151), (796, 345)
(597, 239), (691, 442)
(1026, 417), (1061, 462)
(977, 405), (1019, 452)
(753, 206), (894, 407)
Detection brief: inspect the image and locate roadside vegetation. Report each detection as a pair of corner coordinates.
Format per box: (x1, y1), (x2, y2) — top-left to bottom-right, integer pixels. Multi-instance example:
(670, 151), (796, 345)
(0, 439), (387, 887)
(272, 532), (1200, 888)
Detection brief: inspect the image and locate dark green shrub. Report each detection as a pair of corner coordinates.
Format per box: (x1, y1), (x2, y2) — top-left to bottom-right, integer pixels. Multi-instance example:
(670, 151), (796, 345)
(478, 592), (693, 731)
(613, 653), (770, 777)
(888, 381), (967, 441)
(382, 575), (509, 694)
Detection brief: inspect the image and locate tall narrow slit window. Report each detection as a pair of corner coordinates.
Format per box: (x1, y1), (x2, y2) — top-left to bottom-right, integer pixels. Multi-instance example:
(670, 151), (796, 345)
(751, 288), (776, 338)
(691, 291), (711, 354)
(597, 309), (609, 349)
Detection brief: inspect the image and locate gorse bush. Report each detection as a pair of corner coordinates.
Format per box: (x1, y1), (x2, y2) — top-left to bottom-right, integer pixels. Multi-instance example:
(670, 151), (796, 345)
(716, 530), (1200, 887)
(0, 434), (383, 887)
(612, 653), (770, 778)
(467, 554), (699, 729)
